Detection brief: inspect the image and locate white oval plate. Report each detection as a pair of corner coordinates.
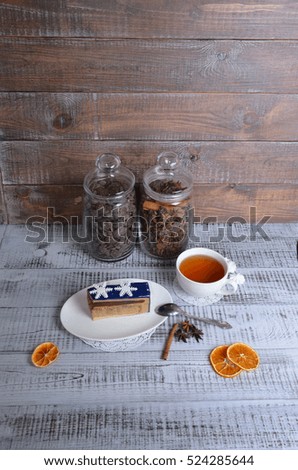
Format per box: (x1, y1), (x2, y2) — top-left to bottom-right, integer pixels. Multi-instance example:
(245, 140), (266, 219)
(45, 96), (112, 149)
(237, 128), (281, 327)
(60, 278), (172, 342)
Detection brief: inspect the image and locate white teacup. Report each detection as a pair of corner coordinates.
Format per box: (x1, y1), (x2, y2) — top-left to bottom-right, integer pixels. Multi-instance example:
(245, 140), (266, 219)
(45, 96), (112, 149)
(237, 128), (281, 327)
(176, 247), (238, 298)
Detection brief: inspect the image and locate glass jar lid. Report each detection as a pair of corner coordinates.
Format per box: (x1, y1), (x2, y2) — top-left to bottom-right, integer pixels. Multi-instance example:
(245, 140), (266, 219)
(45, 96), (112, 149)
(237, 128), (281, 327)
(143, 151), (193, 203)
(84, 153), (135, 200)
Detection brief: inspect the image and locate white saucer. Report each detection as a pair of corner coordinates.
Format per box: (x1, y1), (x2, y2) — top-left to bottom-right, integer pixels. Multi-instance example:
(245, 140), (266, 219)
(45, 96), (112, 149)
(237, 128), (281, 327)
(60, 278), (172, 351)
(173, 277), (225, 306)
(173, 270), (245, 307)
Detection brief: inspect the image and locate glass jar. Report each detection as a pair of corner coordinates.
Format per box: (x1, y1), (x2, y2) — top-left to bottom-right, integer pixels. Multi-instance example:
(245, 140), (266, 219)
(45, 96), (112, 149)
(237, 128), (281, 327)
(139, 151), (193, 259)
(83, 153), (137, 261)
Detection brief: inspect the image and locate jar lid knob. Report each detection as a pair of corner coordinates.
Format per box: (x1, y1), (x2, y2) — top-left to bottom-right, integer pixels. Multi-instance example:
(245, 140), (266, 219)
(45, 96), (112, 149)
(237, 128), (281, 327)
(157, 151), (179, 171)
(96, 153), (121, 172)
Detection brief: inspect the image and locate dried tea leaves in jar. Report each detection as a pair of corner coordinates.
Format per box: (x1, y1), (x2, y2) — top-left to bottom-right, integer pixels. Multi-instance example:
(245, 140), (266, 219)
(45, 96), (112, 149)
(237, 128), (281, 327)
(83, 154), (137, 261)
(140, 152), (193, 260)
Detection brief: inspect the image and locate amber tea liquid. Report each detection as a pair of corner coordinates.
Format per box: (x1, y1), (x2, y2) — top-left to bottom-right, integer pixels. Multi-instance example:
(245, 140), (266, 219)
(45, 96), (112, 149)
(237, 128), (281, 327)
(179, 255), (225, 283)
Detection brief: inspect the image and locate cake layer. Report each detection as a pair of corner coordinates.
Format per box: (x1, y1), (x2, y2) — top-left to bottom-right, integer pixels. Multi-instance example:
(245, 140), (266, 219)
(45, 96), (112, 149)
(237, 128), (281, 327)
(87, 281), (151, 320)
(88, 297), (150, 320)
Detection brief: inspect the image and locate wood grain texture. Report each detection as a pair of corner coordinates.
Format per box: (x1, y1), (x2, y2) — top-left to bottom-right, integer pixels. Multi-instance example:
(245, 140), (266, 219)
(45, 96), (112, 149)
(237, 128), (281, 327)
(193, 183), (298, 222)
(0, 224), (297, 449)
(2, 141), (298, 185)
(0, 266), (297, 308)
(1, 38), (298, 93)
(1, 401), (297, 450)
(0, 93), (98, 140)
(3, 183), (298, 223)
(1, 2), (298, 223)
(0, 224), (6, 242)
(1, 348), (297, 406)
(1, 1), (298, 39)
(1, 303), (298, 352)
(0, 169), (7, 224)
(100, 93), (298, 141)
(1, 223), (297, 270)
(2, 93), (298, 141)
(4, 185), (83, 224)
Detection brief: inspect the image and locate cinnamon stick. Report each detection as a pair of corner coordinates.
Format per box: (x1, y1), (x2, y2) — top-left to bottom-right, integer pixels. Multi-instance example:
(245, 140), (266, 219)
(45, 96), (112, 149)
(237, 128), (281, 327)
(143, 198), (190, 212)
(162, 323), (179, 360)
(143, 200), (160, 211)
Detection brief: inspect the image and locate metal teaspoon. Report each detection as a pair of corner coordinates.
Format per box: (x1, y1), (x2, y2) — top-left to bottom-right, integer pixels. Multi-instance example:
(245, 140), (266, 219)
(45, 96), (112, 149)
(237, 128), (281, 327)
(155, 303), (232, 329)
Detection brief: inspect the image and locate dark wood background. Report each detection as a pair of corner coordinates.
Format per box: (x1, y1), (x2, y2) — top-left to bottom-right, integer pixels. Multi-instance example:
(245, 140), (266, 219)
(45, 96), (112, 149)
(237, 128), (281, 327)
(0, 0), (298, 223)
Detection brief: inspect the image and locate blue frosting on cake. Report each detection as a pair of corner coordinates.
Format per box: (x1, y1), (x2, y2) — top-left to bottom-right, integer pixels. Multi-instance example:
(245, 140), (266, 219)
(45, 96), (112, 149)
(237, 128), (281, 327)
(88, 281), (150, 301)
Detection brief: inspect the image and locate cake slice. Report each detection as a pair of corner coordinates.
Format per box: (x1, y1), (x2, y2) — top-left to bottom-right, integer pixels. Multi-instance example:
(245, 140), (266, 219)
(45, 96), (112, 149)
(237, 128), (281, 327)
(87, 281), (151, 320)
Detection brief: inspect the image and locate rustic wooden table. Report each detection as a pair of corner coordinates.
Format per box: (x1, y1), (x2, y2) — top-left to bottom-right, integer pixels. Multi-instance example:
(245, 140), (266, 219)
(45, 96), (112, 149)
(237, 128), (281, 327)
(0, 223), (297, 450)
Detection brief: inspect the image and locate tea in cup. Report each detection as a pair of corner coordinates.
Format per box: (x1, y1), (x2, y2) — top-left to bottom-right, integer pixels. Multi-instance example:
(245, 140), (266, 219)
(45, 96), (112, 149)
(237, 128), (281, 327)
(176, 248), (237, 298)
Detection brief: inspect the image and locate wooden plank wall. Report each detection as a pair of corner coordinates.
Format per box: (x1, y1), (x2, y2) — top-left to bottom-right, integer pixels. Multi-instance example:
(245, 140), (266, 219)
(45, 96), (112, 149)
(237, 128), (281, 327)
(0, 0), (298, 223)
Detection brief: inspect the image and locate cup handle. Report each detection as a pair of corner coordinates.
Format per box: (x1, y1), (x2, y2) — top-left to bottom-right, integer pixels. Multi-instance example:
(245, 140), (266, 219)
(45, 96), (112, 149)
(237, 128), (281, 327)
(225, 257), (237, 274)
(220, 258), (245, 296)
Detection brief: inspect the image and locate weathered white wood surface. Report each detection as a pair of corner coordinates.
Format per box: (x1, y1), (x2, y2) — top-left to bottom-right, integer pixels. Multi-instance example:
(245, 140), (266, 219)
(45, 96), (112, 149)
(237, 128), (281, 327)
(0, 224), (297, 450)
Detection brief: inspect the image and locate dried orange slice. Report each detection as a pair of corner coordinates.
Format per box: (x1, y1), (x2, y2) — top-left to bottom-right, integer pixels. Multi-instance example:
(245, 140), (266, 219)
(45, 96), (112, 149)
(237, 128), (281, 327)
(210, 344), (242, 378)
(32, 342), (59, 368)
(227, 342), (260, 371)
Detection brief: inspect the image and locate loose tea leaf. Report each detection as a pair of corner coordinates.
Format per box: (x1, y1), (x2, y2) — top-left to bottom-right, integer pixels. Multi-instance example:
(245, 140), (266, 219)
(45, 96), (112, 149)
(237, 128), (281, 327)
(149, 179), (187, 195)
(89, 179), (127, 197)
(140, 179), (191, 259)
(84, 178), (137, 261)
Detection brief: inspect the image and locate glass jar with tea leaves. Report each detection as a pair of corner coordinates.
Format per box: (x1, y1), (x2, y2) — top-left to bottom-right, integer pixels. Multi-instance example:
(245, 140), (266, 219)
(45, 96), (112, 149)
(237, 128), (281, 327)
(139, 151), (193, 259)
(83, 153), (137, 261)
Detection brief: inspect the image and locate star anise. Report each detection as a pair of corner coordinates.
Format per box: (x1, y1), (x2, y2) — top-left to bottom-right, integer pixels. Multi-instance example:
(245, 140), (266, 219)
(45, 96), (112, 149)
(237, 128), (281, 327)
(162, 320), (204, 360)
(174, 320), (204, 343)
(180, 320), (191, 333)
(189, 323), (204, 342)
(175, 328), (189, 343)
